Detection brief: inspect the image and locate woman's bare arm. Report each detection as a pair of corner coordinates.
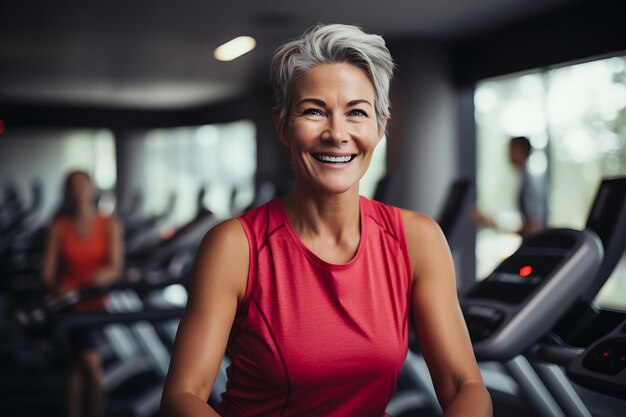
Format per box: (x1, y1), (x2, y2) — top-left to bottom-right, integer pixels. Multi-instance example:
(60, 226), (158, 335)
(402, 210), (492, 417)
(160, 218), (249, 417)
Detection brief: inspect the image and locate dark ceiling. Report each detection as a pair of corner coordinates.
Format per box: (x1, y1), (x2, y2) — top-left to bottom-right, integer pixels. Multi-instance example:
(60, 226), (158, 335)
(0, 0), (581, 109)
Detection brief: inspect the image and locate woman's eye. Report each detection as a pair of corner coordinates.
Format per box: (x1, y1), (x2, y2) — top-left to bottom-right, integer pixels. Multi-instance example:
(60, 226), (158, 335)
(302, 108), (324, 116)
(348, 109), (368, 117)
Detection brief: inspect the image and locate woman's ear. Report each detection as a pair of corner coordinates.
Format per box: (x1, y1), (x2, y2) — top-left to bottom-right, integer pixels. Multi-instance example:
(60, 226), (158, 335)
(272, 107), (289, 148)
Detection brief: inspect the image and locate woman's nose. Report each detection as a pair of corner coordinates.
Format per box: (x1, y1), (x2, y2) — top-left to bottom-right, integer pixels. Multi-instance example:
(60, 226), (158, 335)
(322, 115), (348, 144)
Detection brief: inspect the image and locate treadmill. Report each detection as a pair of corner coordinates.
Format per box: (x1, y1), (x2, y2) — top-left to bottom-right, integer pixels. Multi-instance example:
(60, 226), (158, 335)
(462, 177), (626, 416)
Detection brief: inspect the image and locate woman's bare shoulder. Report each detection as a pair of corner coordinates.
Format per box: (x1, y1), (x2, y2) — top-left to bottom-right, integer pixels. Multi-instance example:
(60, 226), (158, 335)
(191, 218), (249, 300)
(399, 208), (443, 241)
(103, 213), (122, 231)
(200, 218), (248, 251)
(399, 208), (449, 278)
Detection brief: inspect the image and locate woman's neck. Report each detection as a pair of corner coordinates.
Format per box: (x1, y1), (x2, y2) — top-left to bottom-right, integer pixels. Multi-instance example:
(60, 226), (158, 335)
(71, 204), (97, 220)
(282, 182), (361, 247)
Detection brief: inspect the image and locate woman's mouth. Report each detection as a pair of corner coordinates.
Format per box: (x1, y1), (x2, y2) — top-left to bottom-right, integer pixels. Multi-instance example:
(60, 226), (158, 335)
(312, 153), (357, 163)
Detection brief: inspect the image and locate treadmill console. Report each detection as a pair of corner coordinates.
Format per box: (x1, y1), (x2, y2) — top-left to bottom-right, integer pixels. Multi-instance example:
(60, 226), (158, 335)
(462, 228), (603, 361)
(568, 320), (626, 400)
(467, 253), (565, 305)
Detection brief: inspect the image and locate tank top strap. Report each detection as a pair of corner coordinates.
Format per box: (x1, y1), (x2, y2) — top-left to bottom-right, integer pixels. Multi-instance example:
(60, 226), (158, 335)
(360, 195), (402, 241)
(57, 215), (70, 234)
(361, 196), (412, 283)
(96, 214), (110, 237)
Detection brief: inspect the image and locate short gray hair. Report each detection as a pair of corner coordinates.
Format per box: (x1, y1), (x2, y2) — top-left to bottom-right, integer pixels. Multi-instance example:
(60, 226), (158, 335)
(270, 24), (394, 132)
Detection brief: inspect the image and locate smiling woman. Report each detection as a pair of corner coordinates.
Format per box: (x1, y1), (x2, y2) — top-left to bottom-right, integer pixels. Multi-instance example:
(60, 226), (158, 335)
(275, 62), (383, 197)
(160, 23), (492, 417)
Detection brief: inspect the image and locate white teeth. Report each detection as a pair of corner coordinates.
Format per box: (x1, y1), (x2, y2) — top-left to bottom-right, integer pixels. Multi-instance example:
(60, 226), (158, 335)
(314, 154), (353, 163)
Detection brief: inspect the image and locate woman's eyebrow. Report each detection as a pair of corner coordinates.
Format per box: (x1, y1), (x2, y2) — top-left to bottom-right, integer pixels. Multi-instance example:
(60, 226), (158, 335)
(296, 98), (373, 107)
(347, 99), (373, 107)
(296, 98), (326, 107)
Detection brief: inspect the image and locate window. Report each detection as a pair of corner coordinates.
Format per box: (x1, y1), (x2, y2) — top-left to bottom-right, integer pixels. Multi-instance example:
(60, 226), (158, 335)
(140, 120), (256, 224)
(475, 54), (626, 310)
(0, 128), (116, 225)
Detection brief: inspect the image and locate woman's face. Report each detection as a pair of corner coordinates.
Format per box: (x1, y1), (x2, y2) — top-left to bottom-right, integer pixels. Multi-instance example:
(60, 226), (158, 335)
(67, 173), (95, 208)
(277, 63), (385, 195)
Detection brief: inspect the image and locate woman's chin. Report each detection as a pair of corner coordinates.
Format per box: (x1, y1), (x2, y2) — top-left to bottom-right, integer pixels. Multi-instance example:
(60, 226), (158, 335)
(311, 181), (360, 196)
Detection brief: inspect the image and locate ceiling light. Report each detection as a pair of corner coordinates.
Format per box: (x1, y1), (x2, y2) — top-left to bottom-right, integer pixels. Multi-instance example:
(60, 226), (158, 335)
(214, 36), (256, 62)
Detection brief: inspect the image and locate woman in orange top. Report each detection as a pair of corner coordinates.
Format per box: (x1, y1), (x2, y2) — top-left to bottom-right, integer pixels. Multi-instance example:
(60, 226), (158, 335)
(42, 170), (123, 417)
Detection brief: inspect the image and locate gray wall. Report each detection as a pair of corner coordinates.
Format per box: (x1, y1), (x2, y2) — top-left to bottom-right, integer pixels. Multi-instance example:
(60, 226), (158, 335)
(249, 90), (294, 198)
(115, 129), (150, 219)
(386, 41), (458, 218)
(386, 40), (476, 288)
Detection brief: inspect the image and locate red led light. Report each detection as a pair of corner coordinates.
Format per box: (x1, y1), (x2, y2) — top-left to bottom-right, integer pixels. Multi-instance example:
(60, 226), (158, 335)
(0, 118), (5, 135)
(519, 265), (533, 277)
(602, 351), (610, 358)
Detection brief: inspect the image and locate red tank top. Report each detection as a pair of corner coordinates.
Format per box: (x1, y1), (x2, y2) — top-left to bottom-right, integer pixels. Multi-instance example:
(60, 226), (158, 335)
(217, 196), (413, 417)
(58, 214), (110, 312)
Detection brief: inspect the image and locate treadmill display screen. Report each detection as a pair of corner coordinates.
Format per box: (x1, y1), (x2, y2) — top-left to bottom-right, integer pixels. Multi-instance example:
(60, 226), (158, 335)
(489, 254), (564, 284)
(467, 254), (565, 304)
